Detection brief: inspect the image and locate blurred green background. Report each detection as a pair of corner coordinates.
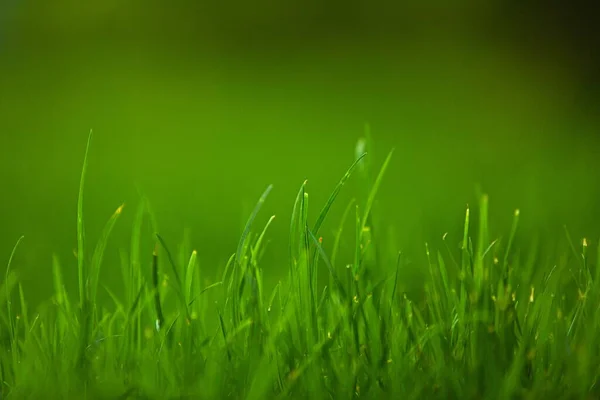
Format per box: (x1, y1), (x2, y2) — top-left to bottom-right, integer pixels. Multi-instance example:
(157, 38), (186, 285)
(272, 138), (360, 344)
(1, 1), (599, 303)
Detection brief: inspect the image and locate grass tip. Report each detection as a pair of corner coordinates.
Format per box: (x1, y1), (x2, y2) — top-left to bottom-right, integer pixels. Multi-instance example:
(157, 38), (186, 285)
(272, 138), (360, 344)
(529, 286), (535, 303)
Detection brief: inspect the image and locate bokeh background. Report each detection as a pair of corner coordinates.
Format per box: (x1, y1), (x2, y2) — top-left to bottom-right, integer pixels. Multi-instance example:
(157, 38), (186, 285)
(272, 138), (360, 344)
(1, 0), (599, 303)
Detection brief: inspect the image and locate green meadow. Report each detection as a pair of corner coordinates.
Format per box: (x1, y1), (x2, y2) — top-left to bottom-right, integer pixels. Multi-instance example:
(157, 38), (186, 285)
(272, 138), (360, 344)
(2, 3), (600, 398)
(2, 127), (600, 399)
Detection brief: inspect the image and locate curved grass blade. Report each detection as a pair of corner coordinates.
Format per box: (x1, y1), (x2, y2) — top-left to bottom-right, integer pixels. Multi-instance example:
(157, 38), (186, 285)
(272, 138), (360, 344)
(217, 309), (231, 362)
(18, 283), (29, 332)
(331, 198), (356, 268)
(312, 153), (367, 236)
(267, 281), (280, 312)
(103, 285), (126, 317)
(237, 184), (274, 264)
(185, 250), (198, 304)
(155, 233), (182, 287)
(89, 204), (124, 302)
(187, 281), (223, 307)
(360, 148), (394, 235)
(4, 235), (24, 342)
(251, 214), (277, 321)
(77, 129), (93, 307)
(155, 234), (193, 321)
(126, 282), (146, 322)
(4, 235), (24, 286)
(316, 285), (328, 313)
(502, 209), (520, 277)
(252, 215), (276, 266)
(221, 253), (236, 297)
(157, 312), (181, 357)
(309, 229), (347, 300)
(289, 180), (307, 261)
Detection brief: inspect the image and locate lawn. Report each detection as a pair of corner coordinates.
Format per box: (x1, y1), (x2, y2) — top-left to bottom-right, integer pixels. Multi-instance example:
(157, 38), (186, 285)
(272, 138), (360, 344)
(1, 130), (599, 399)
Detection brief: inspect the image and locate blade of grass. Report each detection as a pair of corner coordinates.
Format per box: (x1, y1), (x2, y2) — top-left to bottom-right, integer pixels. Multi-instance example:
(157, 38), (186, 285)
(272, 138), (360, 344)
(474, 194), (489, 292)
(155, 233), (183, 289)
(187, 281), (223, 307)
(251, 215), (276, 267)
(126, 283), (146, 322)
(289, 180), (308, 266)
(52, 254), (72, 316)
(309, 229), (347, 300)
(155, 233), (191, 322)
(331, 198), (356, 268)
(152, 244), (164, 332)
(221, 253), (236, 289)
(184, 250), (198, 304)
(5, 235), (24, 345)
(360, 149), (394, 236)
(237, 184), (274, 264)
(89, 204), (124, 303)
(77, 129), (93, 307)
(251, 215), (277, 322)
(502, 209), (520, 280)
(18, 283), (29, 332)
(129, 197), (147, 307)
(312, 153), (367, 236)
(388, 251), (402, 323)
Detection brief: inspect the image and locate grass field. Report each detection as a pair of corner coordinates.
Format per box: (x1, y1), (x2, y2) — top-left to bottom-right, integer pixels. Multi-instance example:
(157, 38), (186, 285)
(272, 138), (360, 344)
(1, 130), (599, 400)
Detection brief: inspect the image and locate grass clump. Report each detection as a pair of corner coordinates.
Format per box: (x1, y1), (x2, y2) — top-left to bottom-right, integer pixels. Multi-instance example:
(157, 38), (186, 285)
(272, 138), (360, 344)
(1, 130), (600, 399)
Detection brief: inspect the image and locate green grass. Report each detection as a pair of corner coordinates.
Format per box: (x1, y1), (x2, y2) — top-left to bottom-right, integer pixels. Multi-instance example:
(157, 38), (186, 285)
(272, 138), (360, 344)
(2, 130), (600, 399)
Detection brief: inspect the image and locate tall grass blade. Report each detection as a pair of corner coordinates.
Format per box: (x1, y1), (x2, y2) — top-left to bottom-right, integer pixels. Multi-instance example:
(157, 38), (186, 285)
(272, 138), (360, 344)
(312, 153), (367, 236)
(331, 198), (356, 268)
(309, 230), (347, 300)
(77, 129), (93, 307)
(502, 209), (520, 278)
(152, 244), (164, 331)
(237, 184), (274, 264)
(289, 180), (308, 266)
(184, 250), (198, 304)
(360, 149), (394, 235)
(89, 204), (124, 302)
(155, 233), (191, 322)
(4, 235), (24, 343)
